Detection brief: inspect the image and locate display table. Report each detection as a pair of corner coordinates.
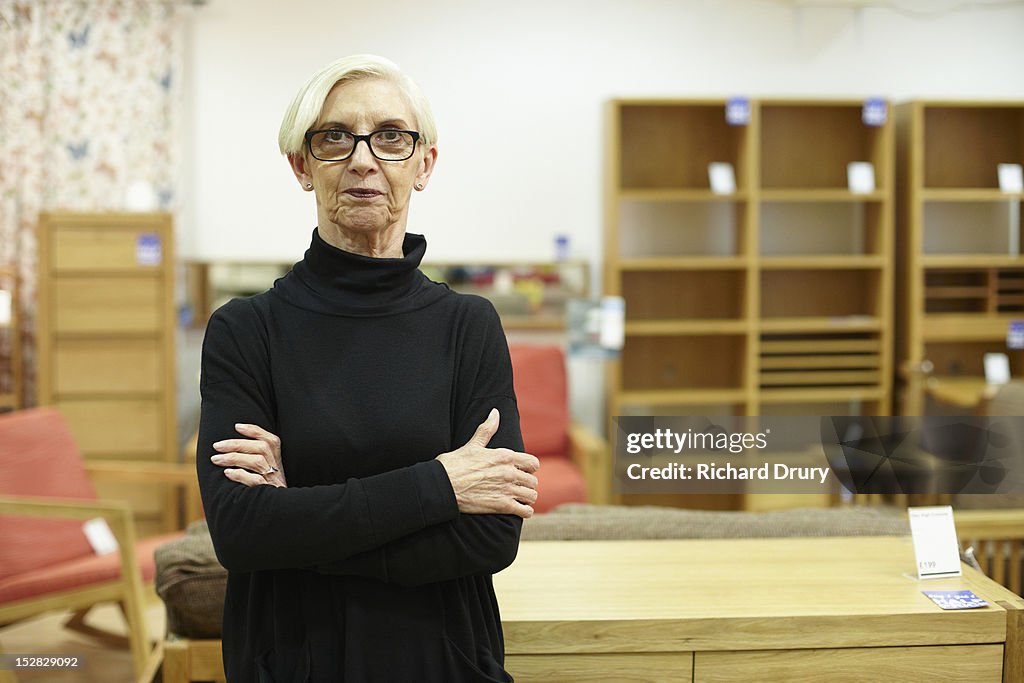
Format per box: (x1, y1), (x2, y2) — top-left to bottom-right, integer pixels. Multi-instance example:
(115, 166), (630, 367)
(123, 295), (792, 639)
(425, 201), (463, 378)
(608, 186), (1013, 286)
(496, 537), (1022, 682)
(163, 536), (1022, 682)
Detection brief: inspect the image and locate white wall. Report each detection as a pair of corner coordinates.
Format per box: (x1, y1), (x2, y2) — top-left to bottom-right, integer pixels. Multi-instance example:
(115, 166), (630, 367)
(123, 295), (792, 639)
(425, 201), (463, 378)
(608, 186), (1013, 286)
(182, 0), (1024, 265)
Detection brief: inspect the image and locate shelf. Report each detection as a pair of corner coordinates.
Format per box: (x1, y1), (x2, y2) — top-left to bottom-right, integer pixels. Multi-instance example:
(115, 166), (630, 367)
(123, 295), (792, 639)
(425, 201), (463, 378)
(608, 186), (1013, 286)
(921, 189), (1024, 202)
(609, 98), (893, 432)
(759, 189), (886, 202)
(760, 370), (880, 386)
(922, 315), (1018, 341)
(759, 317), (882, 332)
(922, 255), (1024, 268)
(759, 386), (886, 403)
(620, 189), (749, 202)
(618, 389), (748, 406)
(759, 256), (886, 269)
(618, 256), (747, 270)
(625, 320), (748, 335)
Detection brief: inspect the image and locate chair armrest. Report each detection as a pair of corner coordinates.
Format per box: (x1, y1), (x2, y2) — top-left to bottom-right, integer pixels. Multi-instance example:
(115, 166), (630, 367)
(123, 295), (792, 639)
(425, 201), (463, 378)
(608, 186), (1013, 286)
(84, 460), (196, 486)
(568, 422), (610, 504)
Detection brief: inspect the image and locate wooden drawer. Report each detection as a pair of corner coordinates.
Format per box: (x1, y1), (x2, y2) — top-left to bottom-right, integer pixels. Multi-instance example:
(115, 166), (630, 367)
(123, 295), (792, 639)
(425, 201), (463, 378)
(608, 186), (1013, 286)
(694, 644), (1003, 682)
(52, 226), (166, 272)
(53, 339), (163, 395)
(53, 277), (163, 334)
(57, 398), (164, 458)
(507, 653), (693, 682)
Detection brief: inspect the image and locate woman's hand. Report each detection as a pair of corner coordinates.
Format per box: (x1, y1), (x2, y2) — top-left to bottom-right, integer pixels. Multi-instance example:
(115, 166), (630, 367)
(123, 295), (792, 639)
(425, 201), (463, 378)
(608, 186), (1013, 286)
(210, 423), (287, 488)
(436, 409), (540, 518)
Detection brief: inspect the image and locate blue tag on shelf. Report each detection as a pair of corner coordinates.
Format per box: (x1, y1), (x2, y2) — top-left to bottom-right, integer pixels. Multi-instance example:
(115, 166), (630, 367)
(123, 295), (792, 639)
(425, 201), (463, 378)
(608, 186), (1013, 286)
(1008, 320), (1024, 349)
(725, 97), (750, 126)
(862, 98), (887, 127)
(136, 233), (162, 266)
(922, 590), (988, 610)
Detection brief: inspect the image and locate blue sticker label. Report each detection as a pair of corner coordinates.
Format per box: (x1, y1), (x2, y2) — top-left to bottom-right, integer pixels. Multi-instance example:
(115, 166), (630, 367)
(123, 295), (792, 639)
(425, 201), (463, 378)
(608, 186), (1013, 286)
(863, 98), (887, 127)
(1009, 320), (1024, 350)
(725, 97), (750, 126)
(922, 590), (988, 610)
(136, 233), (162, 266)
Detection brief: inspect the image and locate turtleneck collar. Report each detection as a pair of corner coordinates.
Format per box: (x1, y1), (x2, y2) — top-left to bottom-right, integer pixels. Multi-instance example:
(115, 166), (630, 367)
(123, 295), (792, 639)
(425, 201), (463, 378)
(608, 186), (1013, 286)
(270, 228), (449, 317)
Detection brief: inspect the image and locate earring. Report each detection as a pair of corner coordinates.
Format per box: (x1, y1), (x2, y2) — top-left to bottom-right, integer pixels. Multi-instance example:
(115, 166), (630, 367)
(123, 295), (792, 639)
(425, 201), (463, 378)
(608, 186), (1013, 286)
(305, 183), (313, 189)
(415, 182), (424, 190)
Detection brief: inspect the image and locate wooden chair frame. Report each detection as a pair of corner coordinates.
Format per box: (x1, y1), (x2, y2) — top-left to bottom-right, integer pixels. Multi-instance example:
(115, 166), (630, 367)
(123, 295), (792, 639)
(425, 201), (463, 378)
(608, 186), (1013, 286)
(0, 461), (196, 683)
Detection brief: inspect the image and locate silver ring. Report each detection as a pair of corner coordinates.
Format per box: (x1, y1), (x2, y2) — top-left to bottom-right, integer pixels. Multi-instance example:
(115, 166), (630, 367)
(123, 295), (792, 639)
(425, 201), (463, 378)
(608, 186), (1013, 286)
(262, 466), (279, 476)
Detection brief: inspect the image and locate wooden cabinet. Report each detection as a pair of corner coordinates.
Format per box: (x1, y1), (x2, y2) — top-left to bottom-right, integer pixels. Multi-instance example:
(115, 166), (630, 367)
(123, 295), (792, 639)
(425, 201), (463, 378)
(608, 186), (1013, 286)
(0, 268), (21, 411)
(36, 212), (178, 533)
(605, 99), (894, 507)
(496, 538), (1020, 683)
(896, 101), (1024, 414)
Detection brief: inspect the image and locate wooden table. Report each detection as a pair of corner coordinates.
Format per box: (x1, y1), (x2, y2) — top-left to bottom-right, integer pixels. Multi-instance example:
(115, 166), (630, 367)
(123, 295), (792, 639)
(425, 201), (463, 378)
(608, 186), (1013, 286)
(495, 537), (1023, 682)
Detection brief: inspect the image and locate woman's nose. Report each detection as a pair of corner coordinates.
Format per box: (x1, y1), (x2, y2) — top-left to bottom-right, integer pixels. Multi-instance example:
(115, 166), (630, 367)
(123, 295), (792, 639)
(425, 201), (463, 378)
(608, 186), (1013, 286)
(348, 138), (378, 169)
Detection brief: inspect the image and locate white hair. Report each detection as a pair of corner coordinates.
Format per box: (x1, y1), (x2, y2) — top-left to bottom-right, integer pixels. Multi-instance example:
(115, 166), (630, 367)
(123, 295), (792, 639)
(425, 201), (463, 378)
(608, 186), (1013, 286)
(277, 54), (437, 156)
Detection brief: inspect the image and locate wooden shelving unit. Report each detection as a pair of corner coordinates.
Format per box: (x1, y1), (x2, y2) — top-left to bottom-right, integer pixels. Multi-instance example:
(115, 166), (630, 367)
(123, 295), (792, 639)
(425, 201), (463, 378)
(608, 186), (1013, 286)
(896, 101), (1024, 414)
(0, 268), (21, 411)
(605, 98), (894, 508)
(36, 212), (178, 534)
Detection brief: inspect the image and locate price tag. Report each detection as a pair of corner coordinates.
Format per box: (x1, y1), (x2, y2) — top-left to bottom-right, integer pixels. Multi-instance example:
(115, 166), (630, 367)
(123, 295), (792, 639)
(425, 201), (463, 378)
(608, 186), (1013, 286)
(708, 162), (737, 195)
(599, 296), (625, 351)
(908, 506), (962, 580)
(136, 233), (162, 266)
(998, 163), (1023, 193)
(0, 289), (10, 326)
(862, 98), (887, 126)
(725, 97), (750, 126)
(984, 352), (1010, 385)
(847, 162), (876, 194)
(1008, 320), (1024, 350)
(83, 518), (119, 556)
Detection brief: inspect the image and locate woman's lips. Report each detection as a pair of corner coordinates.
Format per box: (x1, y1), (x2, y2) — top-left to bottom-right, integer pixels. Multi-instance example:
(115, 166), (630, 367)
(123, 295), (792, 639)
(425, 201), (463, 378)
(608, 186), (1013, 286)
(344, 188), (383, 199)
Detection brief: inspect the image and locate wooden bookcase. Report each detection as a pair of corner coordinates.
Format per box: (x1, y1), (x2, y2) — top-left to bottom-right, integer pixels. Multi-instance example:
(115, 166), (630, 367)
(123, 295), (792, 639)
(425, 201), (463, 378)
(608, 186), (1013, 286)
(0, 268), (21, 411)
(605, 99), (894, 508)
(36, 212), (178, 533)
(896, 101), (1024, 414)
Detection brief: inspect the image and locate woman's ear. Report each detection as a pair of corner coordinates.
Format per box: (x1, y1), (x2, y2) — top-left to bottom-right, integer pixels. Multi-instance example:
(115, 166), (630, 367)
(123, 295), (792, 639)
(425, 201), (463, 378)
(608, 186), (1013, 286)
(415, 145), (438, 191)
(288, 152), (314, 191)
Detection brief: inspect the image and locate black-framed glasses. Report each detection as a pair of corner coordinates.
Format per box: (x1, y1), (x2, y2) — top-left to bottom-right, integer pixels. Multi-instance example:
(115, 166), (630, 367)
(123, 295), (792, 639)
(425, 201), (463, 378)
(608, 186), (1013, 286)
(304, 129), (420, 162)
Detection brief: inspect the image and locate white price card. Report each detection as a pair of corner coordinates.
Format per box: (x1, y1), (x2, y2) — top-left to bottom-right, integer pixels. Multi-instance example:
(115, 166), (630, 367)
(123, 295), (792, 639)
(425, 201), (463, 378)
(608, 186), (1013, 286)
(599, 296), (625, 351)
(708, 162), (736, 195)
(998, 163), (1023, 193)
(0, 289), (10, 326)
(984, 352), (1011, 385)
(908, 506), (961, 580)
(847, 162), (875, 194)
(83, 518), (119, 556)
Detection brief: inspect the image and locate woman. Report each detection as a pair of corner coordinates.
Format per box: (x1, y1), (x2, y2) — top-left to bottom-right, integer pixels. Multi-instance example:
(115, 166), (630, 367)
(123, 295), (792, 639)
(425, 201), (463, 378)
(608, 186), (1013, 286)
(197, 54), (540, 682)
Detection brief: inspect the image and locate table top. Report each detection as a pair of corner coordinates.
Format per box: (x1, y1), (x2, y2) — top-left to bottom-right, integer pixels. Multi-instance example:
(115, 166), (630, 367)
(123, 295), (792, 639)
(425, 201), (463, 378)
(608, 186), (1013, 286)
(494, 536), (1023, 654)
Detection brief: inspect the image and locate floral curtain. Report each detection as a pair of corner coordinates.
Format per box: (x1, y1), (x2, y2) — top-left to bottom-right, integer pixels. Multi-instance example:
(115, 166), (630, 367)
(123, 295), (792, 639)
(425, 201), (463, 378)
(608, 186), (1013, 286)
(0, 0), (184, 405)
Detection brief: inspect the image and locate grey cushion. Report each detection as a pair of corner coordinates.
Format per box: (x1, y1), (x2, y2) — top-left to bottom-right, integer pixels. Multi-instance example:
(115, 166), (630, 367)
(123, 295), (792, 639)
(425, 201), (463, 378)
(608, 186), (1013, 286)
(155, 520), (226, 639)
(521, 503), (910, 541)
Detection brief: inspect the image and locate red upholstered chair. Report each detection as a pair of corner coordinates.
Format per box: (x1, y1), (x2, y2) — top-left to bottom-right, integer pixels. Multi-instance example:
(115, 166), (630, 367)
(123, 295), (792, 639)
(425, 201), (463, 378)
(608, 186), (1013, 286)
(0, 408), (193, 683)
(508, 345), (610, 512)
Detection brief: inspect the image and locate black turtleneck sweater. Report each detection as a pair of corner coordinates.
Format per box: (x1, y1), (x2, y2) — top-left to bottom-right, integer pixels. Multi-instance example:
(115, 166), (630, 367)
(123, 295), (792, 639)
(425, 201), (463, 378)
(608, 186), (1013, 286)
(197, 229), (523, 683)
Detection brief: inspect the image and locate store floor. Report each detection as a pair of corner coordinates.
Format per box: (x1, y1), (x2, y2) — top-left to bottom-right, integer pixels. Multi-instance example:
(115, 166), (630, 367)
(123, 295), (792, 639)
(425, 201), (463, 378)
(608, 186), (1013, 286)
(1, 590), (166, 683)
